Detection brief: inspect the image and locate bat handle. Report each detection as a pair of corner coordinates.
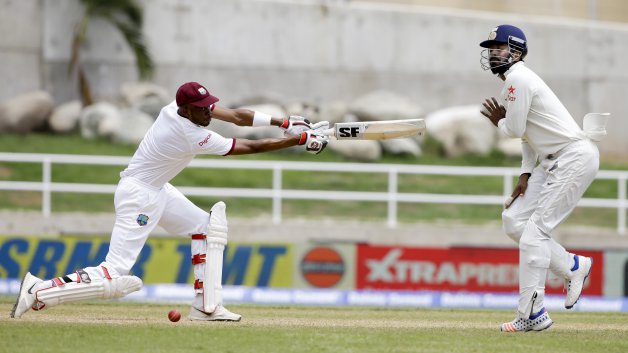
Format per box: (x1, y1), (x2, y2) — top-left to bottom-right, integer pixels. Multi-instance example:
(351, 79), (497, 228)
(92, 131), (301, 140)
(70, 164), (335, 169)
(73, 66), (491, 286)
(320, 128), (335, 137)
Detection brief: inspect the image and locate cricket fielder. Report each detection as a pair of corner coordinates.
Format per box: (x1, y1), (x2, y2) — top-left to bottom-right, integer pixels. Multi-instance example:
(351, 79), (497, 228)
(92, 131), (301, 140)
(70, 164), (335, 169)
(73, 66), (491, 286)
(11, 81), (329, 321)
(479, 25), (608, 332)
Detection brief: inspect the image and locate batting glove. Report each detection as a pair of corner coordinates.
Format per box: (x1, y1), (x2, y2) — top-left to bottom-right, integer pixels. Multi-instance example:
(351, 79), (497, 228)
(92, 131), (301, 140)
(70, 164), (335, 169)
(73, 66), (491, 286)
(298, 130), (329, 155)
(310, 120), (330, 132)
(280, 116), (312, 136)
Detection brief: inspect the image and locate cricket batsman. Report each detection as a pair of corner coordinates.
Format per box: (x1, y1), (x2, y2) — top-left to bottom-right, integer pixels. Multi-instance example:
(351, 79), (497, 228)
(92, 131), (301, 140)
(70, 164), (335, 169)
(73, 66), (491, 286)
(479, 25), (608, 332)
(11, 81), (329, 321)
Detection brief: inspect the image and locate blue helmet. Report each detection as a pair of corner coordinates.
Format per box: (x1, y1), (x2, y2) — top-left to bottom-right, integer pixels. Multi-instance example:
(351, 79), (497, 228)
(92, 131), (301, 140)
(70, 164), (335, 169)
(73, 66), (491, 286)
(480, 24), (527, 52)
(480, 25), (528, 74)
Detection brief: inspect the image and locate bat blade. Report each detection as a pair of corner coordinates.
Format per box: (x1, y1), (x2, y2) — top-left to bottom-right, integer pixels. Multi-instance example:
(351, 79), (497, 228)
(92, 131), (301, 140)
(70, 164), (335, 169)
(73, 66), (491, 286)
(323, 119), (426, 140)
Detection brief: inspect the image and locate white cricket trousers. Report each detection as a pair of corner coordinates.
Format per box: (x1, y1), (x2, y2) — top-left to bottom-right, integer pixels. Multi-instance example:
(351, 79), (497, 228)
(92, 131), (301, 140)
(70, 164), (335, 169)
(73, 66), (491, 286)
(501, 139), (599, 315)
(105, 177), (210, 276)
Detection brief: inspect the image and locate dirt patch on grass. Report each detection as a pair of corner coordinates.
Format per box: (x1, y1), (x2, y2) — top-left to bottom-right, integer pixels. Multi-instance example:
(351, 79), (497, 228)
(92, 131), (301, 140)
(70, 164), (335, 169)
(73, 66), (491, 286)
(2, 301), (627, 333)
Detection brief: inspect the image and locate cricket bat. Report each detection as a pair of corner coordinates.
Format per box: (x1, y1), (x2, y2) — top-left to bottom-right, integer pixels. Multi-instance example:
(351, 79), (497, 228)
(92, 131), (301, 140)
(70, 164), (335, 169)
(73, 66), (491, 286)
(321, 119), (426, 140)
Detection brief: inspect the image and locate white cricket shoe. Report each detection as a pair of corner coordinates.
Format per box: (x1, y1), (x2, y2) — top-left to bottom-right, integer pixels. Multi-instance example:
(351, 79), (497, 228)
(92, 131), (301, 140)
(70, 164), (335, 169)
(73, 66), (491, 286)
(500, 308), (553, 332)
(10, 272), (42, 318)
(189, 305), (241, 322)
(565, 255), (592, 309)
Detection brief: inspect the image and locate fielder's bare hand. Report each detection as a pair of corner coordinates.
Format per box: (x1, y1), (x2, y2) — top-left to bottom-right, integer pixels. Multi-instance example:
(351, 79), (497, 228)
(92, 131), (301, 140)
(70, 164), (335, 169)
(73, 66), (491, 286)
(505, 173), (530, 209)
(481, 97), (506, 127)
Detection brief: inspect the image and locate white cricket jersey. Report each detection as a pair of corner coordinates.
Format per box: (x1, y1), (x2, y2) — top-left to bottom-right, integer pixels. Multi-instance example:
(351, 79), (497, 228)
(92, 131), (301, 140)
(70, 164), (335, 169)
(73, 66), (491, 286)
(120, 101), (235, 188)
(497, 62), (586, 173)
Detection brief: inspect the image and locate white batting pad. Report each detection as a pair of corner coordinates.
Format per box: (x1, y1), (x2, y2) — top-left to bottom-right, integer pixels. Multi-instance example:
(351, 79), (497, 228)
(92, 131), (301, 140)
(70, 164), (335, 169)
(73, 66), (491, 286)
(35, 275), (142, 309)
(191, 236), (207, 294)
(203, 201), (228, 313)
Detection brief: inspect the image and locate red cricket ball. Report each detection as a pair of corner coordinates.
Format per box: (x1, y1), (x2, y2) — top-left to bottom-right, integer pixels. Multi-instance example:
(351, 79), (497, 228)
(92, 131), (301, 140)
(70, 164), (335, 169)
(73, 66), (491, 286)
(168, 309), (181, 322)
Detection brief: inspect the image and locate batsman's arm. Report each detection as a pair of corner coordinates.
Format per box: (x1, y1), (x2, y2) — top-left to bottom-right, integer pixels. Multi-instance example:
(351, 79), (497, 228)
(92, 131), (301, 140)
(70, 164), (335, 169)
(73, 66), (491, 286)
(211, 106), (285, 127)
(229, 131), (328, 155)
(230, 136), (299, 155)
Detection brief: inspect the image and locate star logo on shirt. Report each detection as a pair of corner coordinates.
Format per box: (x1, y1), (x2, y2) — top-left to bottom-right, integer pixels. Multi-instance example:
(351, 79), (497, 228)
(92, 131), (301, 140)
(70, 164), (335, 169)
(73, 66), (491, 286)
(506, 85), (516, 101)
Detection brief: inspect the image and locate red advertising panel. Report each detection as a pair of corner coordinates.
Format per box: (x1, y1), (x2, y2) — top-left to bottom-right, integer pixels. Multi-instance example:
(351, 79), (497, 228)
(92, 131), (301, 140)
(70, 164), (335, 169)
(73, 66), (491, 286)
(356, 245), (603, 295)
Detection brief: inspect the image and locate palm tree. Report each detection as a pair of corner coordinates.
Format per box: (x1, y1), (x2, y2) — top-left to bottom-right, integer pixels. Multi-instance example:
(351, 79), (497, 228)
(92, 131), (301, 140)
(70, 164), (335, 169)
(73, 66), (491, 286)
(69, 0), (154, 105)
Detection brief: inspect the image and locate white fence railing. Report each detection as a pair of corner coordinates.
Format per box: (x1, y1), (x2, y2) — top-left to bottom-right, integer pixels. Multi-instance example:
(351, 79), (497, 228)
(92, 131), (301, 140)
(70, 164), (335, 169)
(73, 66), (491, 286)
(0, 152), (626, 234)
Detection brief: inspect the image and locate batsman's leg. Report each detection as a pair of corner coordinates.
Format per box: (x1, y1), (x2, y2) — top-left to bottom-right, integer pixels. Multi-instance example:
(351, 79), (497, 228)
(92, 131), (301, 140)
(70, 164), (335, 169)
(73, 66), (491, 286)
(10, 272), (42, 318)
(189, 201), (240, 321)
(10, 264), (142, 319)
(157, 187), (240, 321)
(11, 178), (166, 319)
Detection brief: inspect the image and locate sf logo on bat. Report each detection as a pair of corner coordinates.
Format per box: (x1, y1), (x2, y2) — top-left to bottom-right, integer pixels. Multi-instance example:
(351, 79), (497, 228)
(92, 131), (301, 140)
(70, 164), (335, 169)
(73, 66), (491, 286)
(338, 126), (361, 138)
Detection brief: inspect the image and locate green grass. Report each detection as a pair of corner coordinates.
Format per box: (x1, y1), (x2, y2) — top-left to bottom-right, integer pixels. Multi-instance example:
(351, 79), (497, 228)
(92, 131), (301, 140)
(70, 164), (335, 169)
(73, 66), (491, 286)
(1, 298), (627, 353)
(0, 133), (626, 227)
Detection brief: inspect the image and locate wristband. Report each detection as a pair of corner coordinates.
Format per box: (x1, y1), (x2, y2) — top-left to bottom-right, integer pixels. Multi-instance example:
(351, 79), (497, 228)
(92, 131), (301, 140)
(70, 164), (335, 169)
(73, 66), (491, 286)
(252, 111), (272, 127)
(280, 118), (290, 129)
(298, 132), (307, 145)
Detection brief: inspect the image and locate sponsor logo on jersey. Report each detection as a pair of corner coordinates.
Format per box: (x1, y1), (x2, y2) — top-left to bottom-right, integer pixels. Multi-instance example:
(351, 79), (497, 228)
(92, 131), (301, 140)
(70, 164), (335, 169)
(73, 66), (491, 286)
(136, 214), (149, 226)
(507, 85), (516, 101)
(198, 134), (211, 146)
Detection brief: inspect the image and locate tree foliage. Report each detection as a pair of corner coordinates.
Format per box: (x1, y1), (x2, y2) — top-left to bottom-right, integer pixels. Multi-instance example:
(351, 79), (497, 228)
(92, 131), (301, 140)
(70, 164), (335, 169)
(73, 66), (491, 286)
(70, 0), (154, 105)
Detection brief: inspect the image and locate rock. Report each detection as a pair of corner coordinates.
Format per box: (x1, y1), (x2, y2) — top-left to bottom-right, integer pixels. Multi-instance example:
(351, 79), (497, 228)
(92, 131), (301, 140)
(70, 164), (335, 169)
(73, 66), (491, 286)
(120, 82), (169, 119)
(342, 113), (359, 123)
(328, 139), (382, 161)
(49, 100), (82, 133)
(349, 90), (422, 122)
(380, 138), (421, 156)
(285, 101), (319, 122)
(424, 105), (496, 157)
(111, 107), (155, 145)
(0, 91), (54, 133)
(318, 100), (349, 125)
(79, 102), (121, 139)
(120, 82), (169, 106)
(134, 95), (168, 119)
(233, 93), (285, 108)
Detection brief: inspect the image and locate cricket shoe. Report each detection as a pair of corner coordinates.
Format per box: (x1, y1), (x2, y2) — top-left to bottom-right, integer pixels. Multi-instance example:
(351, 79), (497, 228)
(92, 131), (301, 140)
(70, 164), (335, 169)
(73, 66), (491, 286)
(500, 308), (553, 332)
(565, 255), (592, 309)
(189, 305), (241, 322)
(10, 272), (42, 318)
